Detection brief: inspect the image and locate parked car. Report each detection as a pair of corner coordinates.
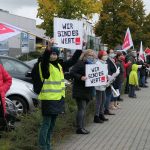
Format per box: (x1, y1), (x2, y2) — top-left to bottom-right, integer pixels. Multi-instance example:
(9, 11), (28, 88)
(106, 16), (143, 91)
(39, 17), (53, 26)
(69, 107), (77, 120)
(0, 55), (32, 83)
(25, 58), (37, 68)
(6, 78), (38, 115)
(25, 58), (71, 85)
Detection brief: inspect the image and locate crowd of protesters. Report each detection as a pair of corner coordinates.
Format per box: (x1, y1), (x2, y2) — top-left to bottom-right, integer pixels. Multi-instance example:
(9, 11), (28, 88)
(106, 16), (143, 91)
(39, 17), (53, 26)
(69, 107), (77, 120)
(37, 42), (150, 149)
(69, 48), (150, 134)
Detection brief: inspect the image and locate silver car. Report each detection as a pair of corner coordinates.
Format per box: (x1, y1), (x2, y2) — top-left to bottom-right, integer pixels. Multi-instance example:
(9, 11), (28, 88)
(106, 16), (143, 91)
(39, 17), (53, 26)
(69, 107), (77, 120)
(6, 78), (38, 115)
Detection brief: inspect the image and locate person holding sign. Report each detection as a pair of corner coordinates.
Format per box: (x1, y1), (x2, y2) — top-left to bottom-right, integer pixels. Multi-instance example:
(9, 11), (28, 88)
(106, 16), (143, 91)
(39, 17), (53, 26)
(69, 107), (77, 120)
(94, 50), (109, 123)
(70, 49), (96, 134)
(104, 49), (120, 115)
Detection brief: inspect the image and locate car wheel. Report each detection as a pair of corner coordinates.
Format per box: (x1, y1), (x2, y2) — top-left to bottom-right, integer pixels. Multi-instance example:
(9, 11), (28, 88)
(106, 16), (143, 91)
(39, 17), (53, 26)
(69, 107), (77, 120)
(8, 96), (28, 115)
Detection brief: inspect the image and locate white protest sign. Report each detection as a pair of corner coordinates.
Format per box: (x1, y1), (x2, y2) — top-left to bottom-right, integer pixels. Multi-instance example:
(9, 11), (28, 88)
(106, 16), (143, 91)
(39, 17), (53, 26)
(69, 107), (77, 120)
(85, 64), (108, 87)
(54, 17), (83, 49)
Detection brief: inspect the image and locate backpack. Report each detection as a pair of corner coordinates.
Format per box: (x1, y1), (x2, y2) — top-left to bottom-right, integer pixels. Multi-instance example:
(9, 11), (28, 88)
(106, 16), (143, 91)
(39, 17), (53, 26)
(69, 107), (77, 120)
(31, 60), (44, 94)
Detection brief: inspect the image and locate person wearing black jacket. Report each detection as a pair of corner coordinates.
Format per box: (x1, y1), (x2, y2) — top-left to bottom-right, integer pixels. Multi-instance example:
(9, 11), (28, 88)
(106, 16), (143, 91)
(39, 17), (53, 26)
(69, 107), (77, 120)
(70, 49), (96, 134)
(38, 41), (82, 150)
(104, 49), (118, 115)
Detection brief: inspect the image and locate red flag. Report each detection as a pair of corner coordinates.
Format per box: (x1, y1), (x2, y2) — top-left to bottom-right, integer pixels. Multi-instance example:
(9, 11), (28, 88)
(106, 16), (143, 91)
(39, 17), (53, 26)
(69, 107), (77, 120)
(0, 22), (22, 41)
(145, 47), (150, 55)
(122, 28), (133, 51)
(139, 41), (145, 62)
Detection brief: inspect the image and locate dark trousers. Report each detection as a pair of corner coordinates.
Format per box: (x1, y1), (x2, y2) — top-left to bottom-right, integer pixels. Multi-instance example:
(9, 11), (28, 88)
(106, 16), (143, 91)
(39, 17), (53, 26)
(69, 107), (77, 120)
(75, 99), (87, 129)
(39, 114), (58, 150)
(129, 85), (136, 97)
(125, 76), (129, 93)
(95, 90), (106, 116)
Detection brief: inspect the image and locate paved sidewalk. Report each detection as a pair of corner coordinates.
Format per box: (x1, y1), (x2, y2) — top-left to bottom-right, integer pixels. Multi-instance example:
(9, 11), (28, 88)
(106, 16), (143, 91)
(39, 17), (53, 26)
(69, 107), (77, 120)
(55, 80), (150, 150)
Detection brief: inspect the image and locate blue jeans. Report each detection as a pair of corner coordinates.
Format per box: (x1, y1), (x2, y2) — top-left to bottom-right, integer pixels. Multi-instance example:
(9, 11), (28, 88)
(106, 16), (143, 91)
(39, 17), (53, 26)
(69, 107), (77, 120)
(39, 115), (57, 150)
(141, 76), (146, 86)
(129, 85), (136, 97)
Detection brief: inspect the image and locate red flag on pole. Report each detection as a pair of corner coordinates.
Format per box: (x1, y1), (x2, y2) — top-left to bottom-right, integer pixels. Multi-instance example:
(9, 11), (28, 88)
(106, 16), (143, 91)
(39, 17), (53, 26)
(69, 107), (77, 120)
(139, 41), (145, 62)
(0, 22), (22, 41)
(122, 28), (133, 51)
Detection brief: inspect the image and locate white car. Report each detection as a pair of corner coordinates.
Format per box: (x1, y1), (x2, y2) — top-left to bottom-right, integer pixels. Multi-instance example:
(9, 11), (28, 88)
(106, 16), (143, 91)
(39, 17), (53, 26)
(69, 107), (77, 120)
(6, 78), (38, 115)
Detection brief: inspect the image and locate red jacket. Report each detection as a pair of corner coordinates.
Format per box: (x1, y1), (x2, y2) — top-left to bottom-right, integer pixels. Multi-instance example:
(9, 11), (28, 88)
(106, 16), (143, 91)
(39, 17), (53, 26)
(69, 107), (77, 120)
(0, 64), (12, 117)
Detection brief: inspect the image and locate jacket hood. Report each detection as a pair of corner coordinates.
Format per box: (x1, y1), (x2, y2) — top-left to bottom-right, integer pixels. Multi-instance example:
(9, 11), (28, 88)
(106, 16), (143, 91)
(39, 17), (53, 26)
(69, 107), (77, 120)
(132, 64), (138, 71)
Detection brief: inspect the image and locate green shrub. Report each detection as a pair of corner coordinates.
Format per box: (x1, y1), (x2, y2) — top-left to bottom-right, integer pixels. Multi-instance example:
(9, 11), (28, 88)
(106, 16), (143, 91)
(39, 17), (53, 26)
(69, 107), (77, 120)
(0, 86), (95, 150)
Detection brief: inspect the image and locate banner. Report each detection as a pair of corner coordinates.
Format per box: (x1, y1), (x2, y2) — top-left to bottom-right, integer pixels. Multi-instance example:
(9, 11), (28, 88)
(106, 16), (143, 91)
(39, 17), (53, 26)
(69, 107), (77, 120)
(122, 27), (133, 51)
(85, 64), (108, 87)
(139, 41), (145, 62)
(54, 17), (83, 49)
(0, 22), (22, 41)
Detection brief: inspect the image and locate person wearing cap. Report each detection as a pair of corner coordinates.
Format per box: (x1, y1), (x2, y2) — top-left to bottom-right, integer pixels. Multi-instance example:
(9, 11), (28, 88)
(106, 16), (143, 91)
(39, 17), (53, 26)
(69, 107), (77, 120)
(94, 50), (109, 123)
(38, 39), (82, 150)
(38, 45), (65, 150)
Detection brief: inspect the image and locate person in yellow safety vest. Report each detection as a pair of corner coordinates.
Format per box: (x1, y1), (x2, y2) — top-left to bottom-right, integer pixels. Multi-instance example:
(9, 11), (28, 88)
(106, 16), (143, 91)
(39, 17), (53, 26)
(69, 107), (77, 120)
(38, 45), (65, 150)
(38, 39), (82, 150)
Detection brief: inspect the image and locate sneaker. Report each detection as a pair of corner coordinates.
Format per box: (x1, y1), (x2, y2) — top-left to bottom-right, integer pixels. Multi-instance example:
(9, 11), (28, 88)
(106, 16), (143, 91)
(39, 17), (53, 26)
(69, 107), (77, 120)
(83, 128), (90, 134)
(110, 105), (117, 110)
(99, 114), (109, 121)
(76, 128), (90, 134)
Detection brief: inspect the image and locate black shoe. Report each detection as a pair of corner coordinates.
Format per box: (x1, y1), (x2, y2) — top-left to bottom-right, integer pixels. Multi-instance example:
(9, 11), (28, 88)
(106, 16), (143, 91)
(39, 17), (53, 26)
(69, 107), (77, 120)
(118, 98), (123, 101)
(99, 114), (109, 121)
(83, 128), (90, 134)
(129, 96), (136, 98)
(143, 85), (148, 88)
(104, 110), (115, 115)
(76, 128), (90, 134)
(124, 91), (129, 94)
(94, 116), (104, 123)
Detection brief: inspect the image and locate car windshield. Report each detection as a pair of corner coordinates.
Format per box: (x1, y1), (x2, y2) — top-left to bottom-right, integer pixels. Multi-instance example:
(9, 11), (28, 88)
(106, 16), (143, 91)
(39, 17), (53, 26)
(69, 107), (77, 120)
(25, 59), (37, 68)
(1, 58), (30, 74)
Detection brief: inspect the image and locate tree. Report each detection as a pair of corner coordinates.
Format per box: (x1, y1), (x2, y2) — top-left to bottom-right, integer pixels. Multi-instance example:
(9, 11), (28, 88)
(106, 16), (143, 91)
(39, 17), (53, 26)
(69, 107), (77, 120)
(37, 0), (102, 36)
(142, 14), (150, 47)
(94, 0), (146, 49)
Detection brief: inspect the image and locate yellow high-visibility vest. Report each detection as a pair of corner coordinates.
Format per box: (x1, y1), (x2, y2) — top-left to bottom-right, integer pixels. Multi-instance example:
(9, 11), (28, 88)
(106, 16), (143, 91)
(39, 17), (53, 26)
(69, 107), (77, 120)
(38, 63), (65, 100)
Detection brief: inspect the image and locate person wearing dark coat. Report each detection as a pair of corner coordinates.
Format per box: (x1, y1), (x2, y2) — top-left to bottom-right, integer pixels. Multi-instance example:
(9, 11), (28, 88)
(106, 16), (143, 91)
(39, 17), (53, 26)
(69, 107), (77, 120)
(38, 42), (82, 150)
(70, 49), (96, 134)
(104, 49), (118, 115)
(115, 52), (125, 102)
(124, 50), (136, 93)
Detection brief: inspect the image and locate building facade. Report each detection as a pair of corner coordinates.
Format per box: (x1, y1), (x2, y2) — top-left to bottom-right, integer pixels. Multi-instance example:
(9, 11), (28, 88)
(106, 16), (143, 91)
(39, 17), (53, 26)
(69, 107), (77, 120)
(0, 9), (47, 57)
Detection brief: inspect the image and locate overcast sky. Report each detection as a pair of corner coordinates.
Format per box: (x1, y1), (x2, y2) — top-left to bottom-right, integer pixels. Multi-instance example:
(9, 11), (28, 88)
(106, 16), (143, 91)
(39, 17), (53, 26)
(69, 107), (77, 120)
(0, 0), (150, 25)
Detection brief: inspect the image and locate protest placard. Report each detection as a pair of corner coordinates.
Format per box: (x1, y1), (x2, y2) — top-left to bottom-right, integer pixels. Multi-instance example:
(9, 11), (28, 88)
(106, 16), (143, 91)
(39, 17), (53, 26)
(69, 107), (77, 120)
(85, 64), (108, 87)
(54, 17), (83, 49)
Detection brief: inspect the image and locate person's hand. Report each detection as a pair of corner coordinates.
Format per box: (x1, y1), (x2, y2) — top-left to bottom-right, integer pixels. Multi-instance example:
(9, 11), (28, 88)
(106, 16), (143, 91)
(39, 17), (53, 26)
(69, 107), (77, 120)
(47, 38), (55, 50)
(81, 76), (87, 81)
(116, 67), (120, 75)
(138, 65), (142, 68)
